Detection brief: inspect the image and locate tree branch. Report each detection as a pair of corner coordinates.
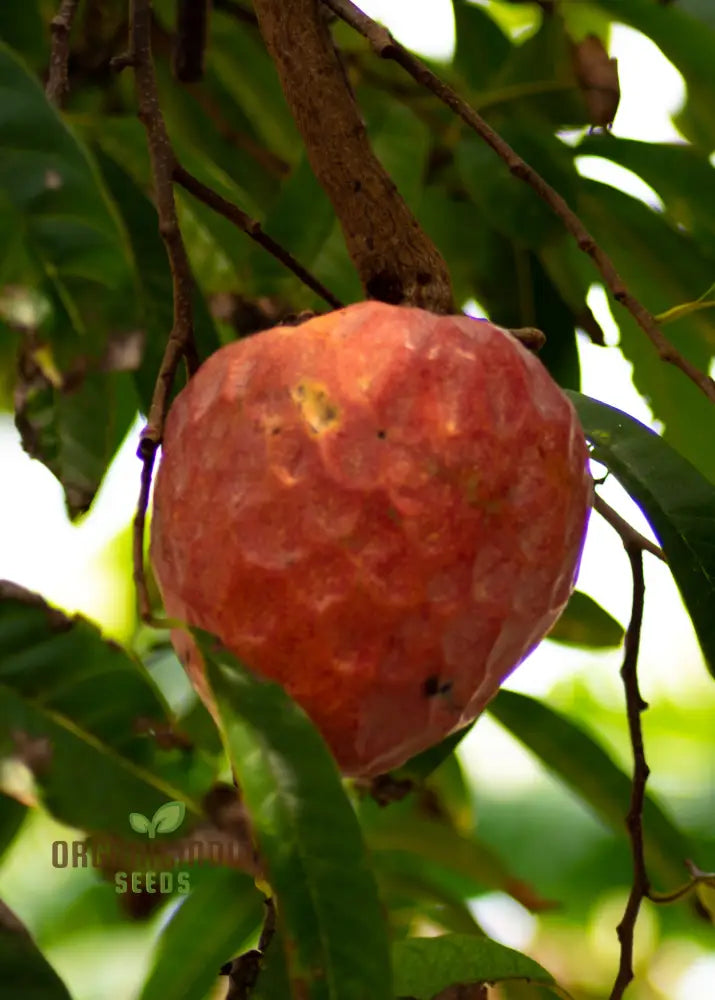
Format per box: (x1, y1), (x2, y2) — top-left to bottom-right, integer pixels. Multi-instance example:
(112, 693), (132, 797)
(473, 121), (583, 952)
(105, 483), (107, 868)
(252, 0), (454, 312)
(593, 494), (666, 562)
(125, 0), (199, 622)
(173, 164), (343, 309)
(322, 0), (715, 405)
(46, 0), (80, 106)
(609, 542), (650, 1000)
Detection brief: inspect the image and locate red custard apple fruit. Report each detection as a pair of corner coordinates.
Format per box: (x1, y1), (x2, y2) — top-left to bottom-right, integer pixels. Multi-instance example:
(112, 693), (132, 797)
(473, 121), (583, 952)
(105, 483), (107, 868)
(151, 301), (592, 776)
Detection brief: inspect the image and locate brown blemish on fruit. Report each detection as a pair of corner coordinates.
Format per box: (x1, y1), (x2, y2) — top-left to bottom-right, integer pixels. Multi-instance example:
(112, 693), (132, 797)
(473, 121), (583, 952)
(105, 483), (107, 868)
(422, 675), (453, 698)
(291, 379), (339, 433)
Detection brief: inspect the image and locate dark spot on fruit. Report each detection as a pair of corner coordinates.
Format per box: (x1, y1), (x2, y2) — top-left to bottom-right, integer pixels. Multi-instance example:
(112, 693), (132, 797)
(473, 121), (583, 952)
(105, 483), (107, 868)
(422, 675), (453, 698)
(376, 429), (387, 439)
(271, 426), (281, 435)
(423, 675), (439, 696)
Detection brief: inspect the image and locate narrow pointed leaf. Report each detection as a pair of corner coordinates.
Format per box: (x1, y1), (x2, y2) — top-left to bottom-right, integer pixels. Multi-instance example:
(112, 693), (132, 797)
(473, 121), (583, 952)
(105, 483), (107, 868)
(199, 630), (392, 1000)
(568, 392), (715, 677)
(574, 180), (715, 483)
(138, 869), (264, 1000)
(547, 591), (624, 649)
(0, 792), (27, 857)
(392, 933), (560, 999)
(0, 41), (136, 365)
(488, 689), (691, 889)
(366, 815), (553, 913)
(0, 581), (208, 834)
(0, 900), (73, 1000)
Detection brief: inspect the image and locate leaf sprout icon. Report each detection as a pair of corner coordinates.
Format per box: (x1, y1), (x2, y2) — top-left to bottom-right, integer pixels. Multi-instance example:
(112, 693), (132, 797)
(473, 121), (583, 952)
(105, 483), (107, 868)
(129, 801), (186, 839)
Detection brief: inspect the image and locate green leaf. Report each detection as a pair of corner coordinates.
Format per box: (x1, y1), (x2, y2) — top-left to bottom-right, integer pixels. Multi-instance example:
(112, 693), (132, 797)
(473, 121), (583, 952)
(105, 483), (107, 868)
(418, 188), (491, 309)
(367, 99), (430, 213)
(0, 43), (147, 510)
(0, 42), (136, 366)
(209, 16), (301, 163)
(248, 152), (336, 300)
(0, 791), (27, 857)
(378, 867), (486, 938)
(0, 319), (19, 412)
(311, 220), (363, 307)
(679, 0), (715, 31)
(392, 933), (559, 999)
(452, 0), (512, 91)
(394, 725), (473, 783)
(0, 1), (45, 70)
(0, 900), (72, 1000)
(576, 135), (715, 251)
(592, 0), (715, 147)
(252, 930), (293, 1000)
(547, 591), (625, 649)
(518, 249), (581, 391)
(199, 630), (392, 1000)
(366, 814), (554, 915)
(14, 356), (138, 519)
(481, 13), (589, 126)
(94, 149), (221, 411)
(137, 869), (264, 1000)
(0, 581), (208, 835)
(569, 392), (715, 678)
(92, 149), (180, 414)
(154, 55), (278, 218)
(574, 179), (715, 484)
(456, 123), (577, 250)
(488, 690), (692, 889)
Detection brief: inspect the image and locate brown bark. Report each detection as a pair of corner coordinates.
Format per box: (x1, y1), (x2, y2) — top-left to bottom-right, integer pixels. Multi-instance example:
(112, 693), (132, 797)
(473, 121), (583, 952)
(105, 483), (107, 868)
(252, 0), (454, 312)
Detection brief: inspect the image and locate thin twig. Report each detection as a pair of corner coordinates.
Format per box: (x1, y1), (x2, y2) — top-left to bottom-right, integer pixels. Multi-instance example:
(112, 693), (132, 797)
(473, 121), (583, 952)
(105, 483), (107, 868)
(609, 543), (650, 1000)
(322, 0), (715, 405)
(126, 0), (199, 621)
(593, 494), (666, 562)
(131, 447), (159, 624)
(649, 860), (715, 905)
(46, 0), (80, 106)
(173, 164), (344, 309)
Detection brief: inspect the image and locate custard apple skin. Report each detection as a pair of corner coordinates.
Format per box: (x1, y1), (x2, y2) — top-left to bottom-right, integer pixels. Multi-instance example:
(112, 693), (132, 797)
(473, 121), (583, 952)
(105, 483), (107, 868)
(151, 301), (592, 776)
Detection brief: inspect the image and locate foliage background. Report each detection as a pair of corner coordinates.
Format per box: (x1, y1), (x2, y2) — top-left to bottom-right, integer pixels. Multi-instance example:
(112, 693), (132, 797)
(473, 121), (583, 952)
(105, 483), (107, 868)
(0, 1), (714, 999)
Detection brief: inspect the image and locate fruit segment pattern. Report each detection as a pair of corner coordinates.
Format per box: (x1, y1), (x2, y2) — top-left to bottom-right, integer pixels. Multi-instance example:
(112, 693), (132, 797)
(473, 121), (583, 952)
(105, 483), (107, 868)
(152, 302), (592, 775)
